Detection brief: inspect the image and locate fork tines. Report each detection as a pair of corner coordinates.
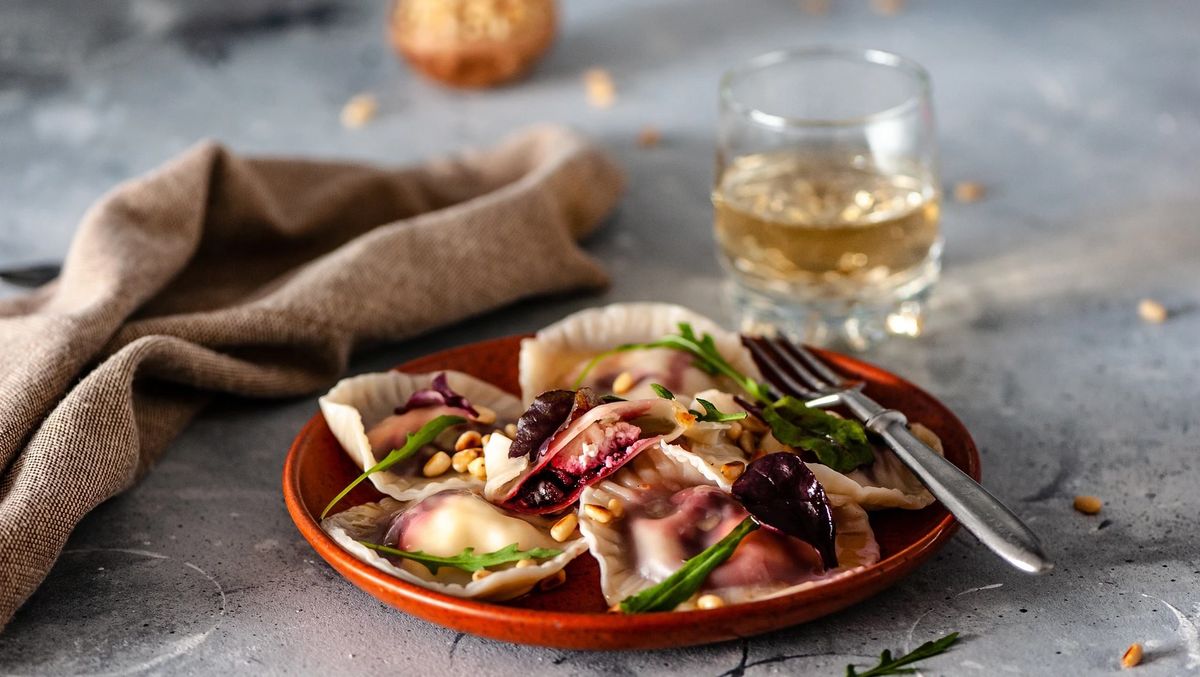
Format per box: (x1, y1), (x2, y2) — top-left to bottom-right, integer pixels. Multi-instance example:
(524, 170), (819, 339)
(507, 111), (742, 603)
(741, 336), (848, 399)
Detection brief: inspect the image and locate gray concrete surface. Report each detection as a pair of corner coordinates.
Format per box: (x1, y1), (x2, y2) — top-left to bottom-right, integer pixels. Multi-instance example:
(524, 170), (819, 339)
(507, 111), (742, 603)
(2, 0), (1199, 674)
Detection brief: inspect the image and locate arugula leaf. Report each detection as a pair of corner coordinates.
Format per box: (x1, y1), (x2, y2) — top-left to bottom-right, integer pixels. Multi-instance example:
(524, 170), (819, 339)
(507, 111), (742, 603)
(846, 632), (960, 677)
(573, 323), (773, 404)
(650, 383), (675, 400)
(359, 541), (563, 574)
(692, 398), (748, 423)
(760, 397), (873, 472)
(620, 516), (758, 613)
(320, 414), (466, 519)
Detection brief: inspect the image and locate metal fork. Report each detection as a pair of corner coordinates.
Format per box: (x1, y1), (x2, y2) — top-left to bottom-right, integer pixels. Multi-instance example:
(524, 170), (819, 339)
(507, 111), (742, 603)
(743, 335), (1053, 575)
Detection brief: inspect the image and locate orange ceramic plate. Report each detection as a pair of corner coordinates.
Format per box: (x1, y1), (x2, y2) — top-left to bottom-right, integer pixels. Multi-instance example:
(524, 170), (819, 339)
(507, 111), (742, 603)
(282, 335), (980, 650)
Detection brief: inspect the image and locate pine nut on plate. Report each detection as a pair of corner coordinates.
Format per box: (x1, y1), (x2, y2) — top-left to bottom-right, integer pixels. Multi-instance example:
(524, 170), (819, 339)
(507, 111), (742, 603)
(550, 513), (578, 542)
(422, 451), (451, 477)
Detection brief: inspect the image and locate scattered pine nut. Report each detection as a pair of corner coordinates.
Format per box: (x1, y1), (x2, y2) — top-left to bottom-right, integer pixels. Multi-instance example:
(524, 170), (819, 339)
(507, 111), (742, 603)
(467, 456), (488, 480)
(504, 423), (519, 438)
(1138, 298), (1168, 324)
(727, 421), (743, 441)
(910, 423), (944, 454)
(515, 558), (536, 569)
(340, 93), (378, 129)
(540, 569), (567, 591)
(870, 0), (904, 15)
(636, 126), (661, 148)
(452, 448), (480, 473)
(473, 405), (497, 425)
(798, 0), (830, 15)
(584, 68), (616, 108)
(720, 461), (746, 482)
(740, 416), (767, 434)
(481, 433), (492, 446)
(1122, 642), (1143, 668)
(739, 432), (757, 456)
(1074, 495), (1103, 515)
(954, 180), (986, 203)
(455, 430), (483, 452)
(606, 498), (624, 518)
(550, 513), (578, 542)
(472, 569), (492, 582)
(584, 504), (614, 524)
(696, 594), (725, 610)
(422, 451), (451, 477)
(611, 371), (636, 395)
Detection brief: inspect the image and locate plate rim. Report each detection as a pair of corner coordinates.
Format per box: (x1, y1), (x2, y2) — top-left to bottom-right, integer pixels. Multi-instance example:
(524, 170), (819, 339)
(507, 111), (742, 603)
(282, 334), (979, 649)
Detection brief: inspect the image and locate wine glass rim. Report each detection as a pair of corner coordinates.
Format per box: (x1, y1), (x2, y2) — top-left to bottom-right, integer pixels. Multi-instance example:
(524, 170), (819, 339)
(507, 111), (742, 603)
(719, 46), (931, 129)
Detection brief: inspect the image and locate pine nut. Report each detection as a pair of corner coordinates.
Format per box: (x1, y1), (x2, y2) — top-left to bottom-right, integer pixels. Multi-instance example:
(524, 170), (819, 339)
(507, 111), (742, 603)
(1122, 643), (1143, 668)
(696, 594), (725, 610)
(473, 405), (497, 425)
(422, 451), (451, 477)
(539, 569), (567, 591)
(727, 421), (743, 441)
(1074, 495), (1102, 515)
(606, 498), (624, 518)
(504, 423), (519, 438)
(953, 180), (986, 203)
(340, 93), (378, 129)
(550, 513), (578, 542)
(472, 569), (492, 582)
(612, 371), (635, 395)
(515, 558), (536, 569)
(1138, 298), (1168, 324)
(739, 431), (757, 456)
(480, 433), (492, 446)
(910, 423), (944, 454)
(467, 456), (487, 480)
(740, 416), (766, 434)
(452, 448), (480, 473)
(720, 461), (746, 482)
(636, 126), (661, 148)
(455, 430), (482, 451)
(584, 504), (614, 524)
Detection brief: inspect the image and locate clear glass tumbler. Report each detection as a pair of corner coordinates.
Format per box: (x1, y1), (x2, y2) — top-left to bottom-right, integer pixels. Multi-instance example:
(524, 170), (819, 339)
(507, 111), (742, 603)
(715, 47), (941, 350)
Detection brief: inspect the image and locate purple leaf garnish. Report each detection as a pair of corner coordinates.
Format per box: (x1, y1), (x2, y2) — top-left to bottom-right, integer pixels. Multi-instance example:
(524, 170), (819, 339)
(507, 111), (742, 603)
(508, 389), (600, 460)
(395, 373), (478, 417)
(731, 452), (838, 570)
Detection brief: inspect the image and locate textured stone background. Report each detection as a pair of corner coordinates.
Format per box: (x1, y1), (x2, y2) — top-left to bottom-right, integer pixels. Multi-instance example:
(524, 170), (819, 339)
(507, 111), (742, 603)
(1, 1), (1198, 675)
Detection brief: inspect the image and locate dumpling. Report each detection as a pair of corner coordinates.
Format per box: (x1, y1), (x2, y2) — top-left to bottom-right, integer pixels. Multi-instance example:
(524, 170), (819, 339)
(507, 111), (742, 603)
(321, 490), (588, 601)
(484, 391), (696, 514)
(661, 389), (943, 511)
(577, 448), (879, 610)
(518, 303), (762, 403)
(320, 371), (524, 501)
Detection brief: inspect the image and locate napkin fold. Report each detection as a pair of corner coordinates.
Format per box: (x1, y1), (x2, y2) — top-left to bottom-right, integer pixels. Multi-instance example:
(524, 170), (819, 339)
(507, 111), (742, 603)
(0, 125), (621, 627)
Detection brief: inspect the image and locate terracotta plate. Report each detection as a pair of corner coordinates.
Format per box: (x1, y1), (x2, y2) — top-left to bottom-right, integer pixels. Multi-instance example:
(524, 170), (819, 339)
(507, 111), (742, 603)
(282, 335), (980, 650)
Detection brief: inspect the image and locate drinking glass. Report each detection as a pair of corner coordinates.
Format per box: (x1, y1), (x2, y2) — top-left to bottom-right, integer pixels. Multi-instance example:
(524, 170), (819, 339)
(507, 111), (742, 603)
(715, 47), (941, 350)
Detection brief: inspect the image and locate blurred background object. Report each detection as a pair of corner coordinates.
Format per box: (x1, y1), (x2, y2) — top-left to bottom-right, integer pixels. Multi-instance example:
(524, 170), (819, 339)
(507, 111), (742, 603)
(389, 0), (556, 88)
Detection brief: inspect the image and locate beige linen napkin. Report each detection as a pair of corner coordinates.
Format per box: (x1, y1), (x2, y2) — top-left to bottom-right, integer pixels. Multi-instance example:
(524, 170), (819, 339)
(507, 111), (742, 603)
(0, 125), (621, 627)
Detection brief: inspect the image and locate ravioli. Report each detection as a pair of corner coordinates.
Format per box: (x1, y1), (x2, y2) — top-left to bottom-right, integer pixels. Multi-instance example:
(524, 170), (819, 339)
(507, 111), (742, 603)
(322, 491), (588, 601)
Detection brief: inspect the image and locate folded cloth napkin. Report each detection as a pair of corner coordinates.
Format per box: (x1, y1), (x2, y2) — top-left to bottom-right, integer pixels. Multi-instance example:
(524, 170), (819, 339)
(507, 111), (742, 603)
(0, 125), (621, 627)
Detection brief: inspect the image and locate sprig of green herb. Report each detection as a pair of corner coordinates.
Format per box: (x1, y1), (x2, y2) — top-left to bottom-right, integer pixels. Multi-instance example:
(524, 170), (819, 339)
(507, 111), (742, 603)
(320, 414), (466, 519)
(693, 398), (748, 423)
(846, 632), (961, 677)
(575, 325), (872, 469)
(761, 396), (874, 472)
(649, 383), (748, 424)
(574, 323), (773, 404)
(359, 541), (563, 574)
(620, 516), (758, 613)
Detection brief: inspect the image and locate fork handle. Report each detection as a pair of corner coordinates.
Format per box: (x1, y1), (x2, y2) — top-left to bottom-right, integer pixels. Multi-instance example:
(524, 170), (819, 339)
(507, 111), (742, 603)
(839, 390), (1054, 574)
